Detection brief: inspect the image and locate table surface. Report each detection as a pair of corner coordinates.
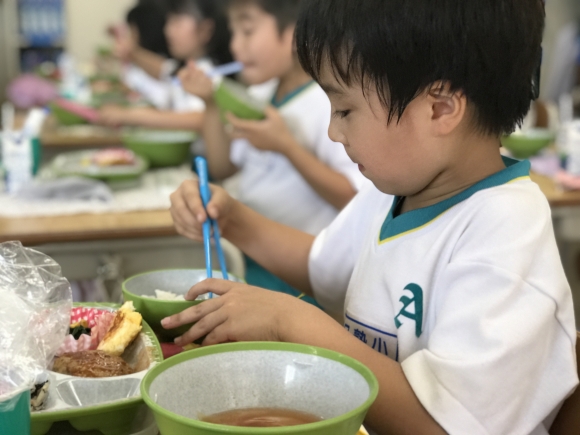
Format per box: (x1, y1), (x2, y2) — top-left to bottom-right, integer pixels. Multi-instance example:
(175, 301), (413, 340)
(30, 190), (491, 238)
(0, 209), (176, 245)
(40, 115), (122, 148)
(1, 173), (578, 246)
(530, 173), (580, 208)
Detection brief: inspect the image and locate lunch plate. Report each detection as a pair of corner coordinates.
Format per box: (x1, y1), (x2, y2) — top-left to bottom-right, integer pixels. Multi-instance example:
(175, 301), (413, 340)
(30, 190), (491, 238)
(31, 303), (163, 435)
(52, 150), (149, 182)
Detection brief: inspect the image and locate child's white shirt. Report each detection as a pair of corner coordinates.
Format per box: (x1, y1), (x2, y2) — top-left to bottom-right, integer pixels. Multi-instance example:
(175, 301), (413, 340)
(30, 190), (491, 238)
(123, 64), (171, 110)
(309, 158), (578, 434)
(230, 81), (366, 235)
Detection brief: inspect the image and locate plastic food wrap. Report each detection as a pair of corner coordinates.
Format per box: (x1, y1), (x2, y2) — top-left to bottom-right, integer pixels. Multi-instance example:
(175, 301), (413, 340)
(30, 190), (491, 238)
(0, 241), (72, 404)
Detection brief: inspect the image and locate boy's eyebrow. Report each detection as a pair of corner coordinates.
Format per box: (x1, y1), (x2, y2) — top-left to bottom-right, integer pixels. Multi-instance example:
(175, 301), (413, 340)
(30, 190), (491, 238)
(318, 82), (345, 96)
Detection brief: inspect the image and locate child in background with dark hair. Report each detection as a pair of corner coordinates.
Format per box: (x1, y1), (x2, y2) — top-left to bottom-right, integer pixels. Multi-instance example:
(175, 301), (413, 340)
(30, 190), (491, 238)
(177, 0), (365, 304)
(167, 0), (578, 433)
(117, 0), (173, 109)
(99, 0), (232, 131)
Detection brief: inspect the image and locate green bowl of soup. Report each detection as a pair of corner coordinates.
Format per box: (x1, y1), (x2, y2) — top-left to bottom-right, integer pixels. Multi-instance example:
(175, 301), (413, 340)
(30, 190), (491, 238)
(122, 129), (197, 167)
(214, 78), (266, 120)
(122, 269), (243, 340)
(141, 342), (378, 434)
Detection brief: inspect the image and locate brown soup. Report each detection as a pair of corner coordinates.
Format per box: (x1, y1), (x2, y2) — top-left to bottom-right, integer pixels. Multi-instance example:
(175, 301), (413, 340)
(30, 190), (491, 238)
(202, 407), (323, 427)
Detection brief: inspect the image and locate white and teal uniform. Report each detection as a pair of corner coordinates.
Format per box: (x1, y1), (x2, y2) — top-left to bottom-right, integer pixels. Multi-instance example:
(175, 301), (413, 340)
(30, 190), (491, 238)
(309, 158), (578, 435)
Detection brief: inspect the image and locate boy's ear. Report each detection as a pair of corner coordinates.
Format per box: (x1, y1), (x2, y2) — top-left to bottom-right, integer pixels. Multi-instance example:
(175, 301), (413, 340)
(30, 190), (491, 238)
(427, 81), (468, 136)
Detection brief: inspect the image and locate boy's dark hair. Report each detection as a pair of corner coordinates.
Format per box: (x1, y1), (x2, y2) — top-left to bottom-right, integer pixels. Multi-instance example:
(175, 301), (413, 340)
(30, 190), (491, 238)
(127, 1), (171, 57)
(296, 0), (545, 136)
(167, 0), (233, 65)
(230, 0), (301, 32)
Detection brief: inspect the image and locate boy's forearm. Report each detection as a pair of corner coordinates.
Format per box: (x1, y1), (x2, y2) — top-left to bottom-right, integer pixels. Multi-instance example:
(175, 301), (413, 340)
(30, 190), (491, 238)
(282, 141), (357, 209)
(122, 108), (204, 131)
(129, 47), (166, 80)
(280, 308), (447, 435)
(224, 200), (315, 294)
(202, 103), (239, 180)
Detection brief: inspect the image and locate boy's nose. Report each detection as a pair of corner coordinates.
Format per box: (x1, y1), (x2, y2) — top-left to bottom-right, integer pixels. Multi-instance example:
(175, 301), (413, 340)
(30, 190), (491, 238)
(328, 120), (346, 145)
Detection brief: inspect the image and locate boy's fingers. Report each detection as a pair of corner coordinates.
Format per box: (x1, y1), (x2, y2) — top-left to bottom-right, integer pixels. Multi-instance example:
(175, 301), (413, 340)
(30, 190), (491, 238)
(169, 188), (200, 227)
(162, 296), (223, 329)
(185, 278), (242, 300)
(202, 322), (233, 346)
(225, 112), (260, 131)
(180, 180), (209, 222)
(175, 309), (228, 346)
(206, 187), (229, 220)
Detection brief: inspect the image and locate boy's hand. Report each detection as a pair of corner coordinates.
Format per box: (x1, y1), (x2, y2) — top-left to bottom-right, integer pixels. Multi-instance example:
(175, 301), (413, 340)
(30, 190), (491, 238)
(161, 279), (307, 346)
(97, 105), (127, 127)
(169, 181), (235, 242)
(178, 61), (214, 103)
(226, 106), (297, 154)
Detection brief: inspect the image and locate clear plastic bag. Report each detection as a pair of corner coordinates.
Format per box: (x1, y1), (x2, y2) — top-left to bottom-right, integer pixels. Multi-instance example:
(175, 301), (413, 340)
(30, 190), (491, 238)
(0, 241), (72, 400)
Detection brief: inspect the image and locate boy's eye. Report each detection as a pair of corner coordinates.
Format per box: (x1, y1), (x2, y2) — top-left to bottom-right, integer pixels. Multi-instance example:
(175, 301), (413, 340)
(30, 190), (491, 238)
(332, 110), (351, 119)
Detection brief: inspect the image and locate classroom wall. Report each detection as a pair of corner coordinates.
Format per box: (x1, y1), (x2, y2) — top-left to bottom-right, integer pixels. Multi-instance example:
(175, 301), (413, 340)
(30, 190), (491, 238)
(65, 0), (135, 64)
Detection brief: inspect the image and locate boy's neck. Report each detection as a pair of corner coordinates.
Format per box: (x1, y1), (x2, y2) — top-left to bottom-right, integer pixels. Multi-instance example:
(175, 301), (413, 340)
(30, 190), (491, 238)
(276, 62), (312, 101)
(401, 136), (507, 214)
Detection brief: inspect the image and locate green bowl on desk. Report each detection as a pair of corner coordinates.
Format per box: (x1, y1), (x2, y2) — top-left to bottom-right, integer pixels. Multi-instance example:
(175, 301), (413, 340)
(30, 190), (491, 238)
(500, 128), (556, 159)
(214, 78), (266, 120)
(141, 342), (378, 435)
(122, 269), (243, 340)
(50, 103), (88, 126)
(122, 130), (196, 167)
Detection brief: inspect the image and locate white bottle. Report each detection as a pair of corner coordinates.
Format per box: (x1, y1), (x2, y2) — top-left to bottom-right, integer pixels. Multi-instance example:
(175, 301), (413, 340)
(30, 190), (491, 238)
(565, 121), (580, 176)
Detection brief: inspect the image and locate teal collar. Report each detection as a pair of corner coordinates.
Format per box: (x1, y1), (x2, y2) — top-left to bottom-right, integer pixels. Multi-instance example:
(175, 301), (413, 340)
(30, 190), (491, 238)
(271, 80), (316, 108)
(379, 157), (531, 244)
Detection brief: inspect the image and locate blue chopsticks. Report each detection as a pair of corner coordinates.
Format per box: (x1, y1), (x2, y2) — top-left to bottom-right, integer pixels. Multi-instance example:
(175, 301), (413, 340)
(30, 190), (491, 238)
(195, 157), (229, 292)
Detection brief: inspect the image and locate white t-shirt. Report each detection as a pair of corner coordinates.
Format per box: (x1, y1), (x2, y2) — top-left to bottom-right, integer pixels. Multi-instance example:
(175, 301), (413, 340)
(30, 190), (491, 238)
(123, 64), (171, 110)
(230, 81), (366, 235)
(309, 158), (578, 434)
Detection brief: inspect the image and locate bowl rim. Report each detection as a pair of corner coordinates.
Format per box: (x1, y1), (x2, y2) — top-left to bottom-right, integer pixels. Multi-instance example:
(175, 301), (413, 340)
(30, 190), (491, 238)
(140, 342), (379, 433)
(122, 269), (244, 304)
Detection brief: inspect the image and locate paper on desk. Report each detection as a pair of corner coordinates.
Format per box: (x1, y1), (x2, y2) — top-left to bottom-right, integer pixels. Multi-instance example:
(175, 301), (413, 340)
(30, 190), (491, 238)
(0, 166), (193, 218)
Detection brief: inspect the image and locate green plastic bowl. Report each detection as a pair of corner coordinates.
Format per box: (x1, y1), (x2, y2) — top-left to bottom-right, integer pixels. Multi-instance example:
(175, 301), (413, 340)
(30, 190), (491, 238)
(123, 269), (243, 340)
(214, 78), (266, 120)
(500, 128), (556, 159)
(122, 130), (196, 167)
(50, 103), (88, 126)
(141, 342), (379, 435)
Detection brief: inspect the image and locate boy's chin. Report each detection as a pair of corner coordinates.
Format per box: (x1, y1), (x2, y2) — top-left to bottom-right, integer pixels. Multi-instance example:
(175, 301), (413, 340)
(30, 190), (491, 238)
(240, 69), (276, 86)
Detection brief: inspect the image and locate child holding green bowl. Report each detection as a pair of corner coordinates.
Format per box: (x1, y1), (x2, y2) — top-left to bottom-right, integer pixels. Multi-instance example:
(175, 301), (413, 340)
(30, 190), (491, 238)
(98, 0), (232, 131)
(166, 0), (578, 434)
(177, 0), (366, 305)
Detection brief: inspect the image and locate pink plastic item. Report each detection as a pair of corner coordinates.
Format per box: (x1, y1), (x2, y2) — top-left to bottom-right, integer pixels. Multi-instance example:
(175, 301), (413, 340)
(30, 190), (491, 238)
(554, 170), (580, 191)
(53, 98), (100, 123)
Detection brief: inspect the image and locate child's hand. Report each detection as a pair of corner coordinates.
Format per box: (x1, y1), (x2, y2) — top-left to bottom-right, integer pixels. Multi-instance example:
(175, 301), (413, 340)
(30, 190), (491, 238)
(226, 106), (296, 154)
(161, 279), (305, 346)
(178, 61), (214, 103)
(169, 181), (235, 242)
(97, 105), (127, 128)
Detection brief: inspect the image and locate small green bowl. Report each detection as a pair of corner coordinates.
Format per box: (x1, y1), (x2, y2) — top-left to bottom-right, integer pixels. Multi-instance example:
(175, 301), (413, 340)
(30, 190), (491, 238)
(122, 269), (243, 340)
(214, 78), (266, 120)
(50, 103), (88, 126)
(500, 128), (556, 159)
(141, 342), (379, 435)
(122, 130), (196, 167)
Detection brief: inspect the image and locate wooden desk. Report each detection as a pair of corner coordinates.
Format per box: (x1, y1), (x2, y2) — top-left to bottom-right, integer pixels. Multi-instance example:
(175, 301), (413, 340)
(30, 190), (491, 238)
(40, 115), (122, 148)
(531, 172), (580, 208)
(0, 209), (176, 245)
